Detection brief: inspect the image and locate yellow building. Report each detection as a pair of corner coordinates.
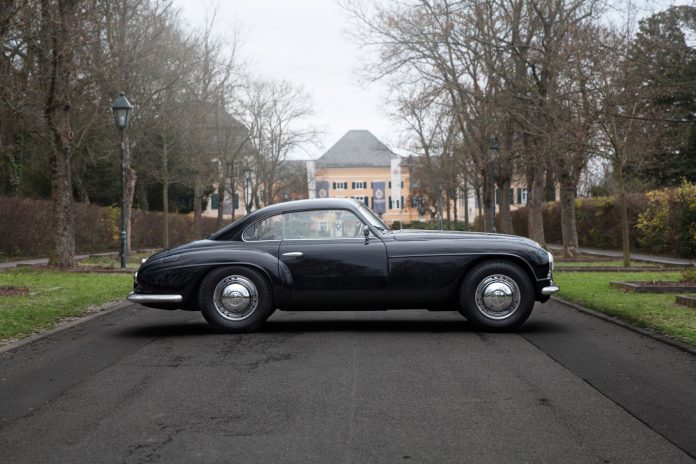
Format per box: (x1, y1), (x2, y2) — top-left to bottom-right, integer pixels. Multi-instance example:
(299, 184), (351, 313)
(312, 130), (420, 224)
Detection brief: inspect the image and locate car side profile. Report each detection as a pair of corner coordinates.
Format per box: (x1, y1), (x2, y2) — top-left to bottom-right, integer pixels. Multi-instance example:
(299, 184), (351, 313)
(127, 198), (558, 332)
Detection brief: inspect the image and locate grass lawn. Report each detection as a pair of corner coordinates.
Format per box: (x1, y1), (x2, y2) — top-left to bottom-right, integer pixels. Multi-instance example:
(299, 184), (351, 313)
(0, 268), (132, 343)
(555, 271), (696, 347)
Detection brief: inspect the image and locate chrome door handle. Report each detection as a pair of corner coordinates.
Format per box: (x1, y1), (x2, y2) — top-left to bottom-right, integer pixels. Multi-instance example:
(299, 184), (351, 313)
(282, 252), (303, 257)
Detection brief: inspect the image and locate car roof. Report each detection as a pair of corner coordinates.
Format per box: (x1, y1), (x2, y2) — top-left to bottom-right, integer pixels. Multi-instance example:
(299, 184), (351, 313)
(250, 198), (361, 214)
(209, 198), (364, 240)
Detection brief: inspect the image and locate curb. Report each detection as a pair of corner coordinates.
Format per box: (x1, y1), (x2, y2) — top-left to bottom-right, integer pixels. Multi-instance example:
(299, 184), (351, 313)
(0, 300), (131, 355)
(551, 296), (696, 356)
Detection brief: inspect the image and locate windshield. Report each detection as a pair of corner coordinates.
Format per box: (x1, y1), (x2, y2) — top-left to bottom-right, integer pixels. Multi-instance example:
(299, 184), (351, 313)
(358, 204), (391, 233)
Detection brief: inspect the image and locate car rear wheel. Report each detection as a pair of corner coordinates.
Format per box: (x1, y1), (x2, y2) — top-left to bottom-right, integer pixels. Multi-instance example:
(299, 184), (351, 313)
(459, 261), (535, 330)
(199, 266), (274, 333)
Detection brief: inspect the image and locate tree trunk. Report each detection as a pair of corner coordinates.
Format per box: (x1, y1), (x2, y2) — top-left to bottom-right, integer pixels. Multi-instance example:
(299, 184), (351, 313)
(74, 175), (90, 204)
(484, 171), (495, 232)
(463, 178), (469, 226)
(49, 145), (75, 267)
(137, 178), (149, 211)
(162, 180), (169, 249)
(559, 179), (579, 257)
(125, 163), (136, 254)
(231, 178), (236, 221)
(445, 190), (452, 229)
(0, 37), (17, 194)
(161, 134), (170, 249)
(216, 171), (225, 229)
(42, 0), (77, 268)
(475, 186), (483, 231)
(498, 177), (513, 234)
(526, 167), (546, 247)
(193, 174), (202, 238)
(616, 165), (631, 267)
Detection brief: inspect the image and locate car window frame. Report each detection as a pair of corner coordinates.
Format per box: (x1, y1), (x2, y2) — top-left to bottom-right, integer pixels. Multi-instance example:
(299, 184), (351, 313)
(282, 208), (367, 241)
(241, 213), (285, 242)
(241, 208), (369, 242)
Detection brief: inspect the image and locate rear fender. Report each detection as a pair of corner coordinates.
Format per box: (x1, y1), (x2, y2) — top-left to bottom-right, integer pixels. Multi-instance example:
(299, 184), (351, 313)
(137, 249), (291, 308)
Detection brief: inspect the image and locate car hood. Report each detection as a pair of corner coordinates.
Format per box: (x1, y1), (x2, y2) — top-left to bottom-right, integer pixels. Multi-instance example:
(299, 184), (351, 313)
(391, 229), (542, 247)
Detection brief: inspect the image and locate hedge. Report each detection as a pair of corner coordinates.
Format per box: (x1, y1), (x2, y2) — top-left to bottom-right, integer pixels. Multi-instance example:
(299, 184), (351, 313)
(0, 196), (224, 258)
(511, 185), (696, 258)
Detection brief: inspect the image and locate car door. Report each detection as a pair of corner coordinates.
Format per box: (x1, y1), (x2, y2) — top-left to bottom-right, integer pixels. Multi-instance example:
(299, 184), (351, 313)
(279, 208), (389, 310)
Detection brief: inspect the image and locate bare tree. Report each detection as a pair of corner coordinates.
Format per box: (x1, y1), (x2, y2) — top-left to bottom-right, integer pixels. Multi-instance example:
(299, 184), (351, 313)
(595, 32), (670, 267)
(185, 10), (240, 238)
(209, 100), (250, 228)
(38, 0), (89, 267)
(96, 0), (185, 253)
(234, 78), (317, 210)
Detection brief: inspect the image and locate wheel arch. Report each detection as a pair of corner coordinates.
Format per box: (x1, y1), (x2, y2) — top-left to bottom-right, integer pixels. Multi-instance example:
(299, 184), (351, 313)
(459, 254), (538, 297)
(191, 262), (278, 310)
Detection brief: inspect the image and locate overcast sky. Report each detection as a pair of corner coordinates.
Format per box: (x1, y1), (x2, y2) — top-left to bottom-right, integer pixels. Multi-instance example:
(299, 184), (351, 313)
(173, 0), (687, 161)
(174, 0), (397, 160)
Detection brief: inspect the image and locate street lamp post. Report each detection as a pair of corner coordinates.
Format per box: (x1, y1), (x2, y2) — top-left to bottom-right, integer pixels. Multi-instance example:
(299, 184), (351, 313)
(111, 92), (133, 269)
(489, 137), (499, 234)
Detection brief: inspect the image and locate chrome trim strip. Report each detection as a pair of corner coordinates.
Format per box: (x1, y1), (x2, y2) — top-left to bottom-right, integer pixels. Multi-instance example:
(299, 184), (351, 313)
(127, 293), (183, 304)
(282, 252), (304, 257)
(541, 285), (560, 296)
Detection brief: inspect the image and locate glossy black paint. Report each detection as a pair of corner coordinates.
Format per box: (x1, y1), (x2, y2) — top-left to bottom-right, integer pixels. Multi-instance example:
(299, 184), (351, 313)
(279, 238), (388, 309)
(132, 198), (554, 311)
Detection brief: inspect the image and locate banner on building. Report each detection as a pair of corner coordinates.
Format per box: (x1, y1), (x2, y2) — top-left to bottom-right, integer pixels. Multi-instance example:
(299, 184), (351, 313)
(390, 158), (401, 209)
(306, 160), (316, 199)
(373, 181), (386, 215)
(316, 180), (330, 199)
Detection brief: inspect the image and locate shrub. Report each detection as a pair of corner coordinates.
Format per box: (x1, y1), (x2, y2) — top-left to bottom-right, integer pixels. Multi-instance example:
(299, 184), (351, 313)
(681, 269), (696, 283)
(636, 182), (696, 258)
(424, 184), (695, 258)
(0, 195), (225, 257)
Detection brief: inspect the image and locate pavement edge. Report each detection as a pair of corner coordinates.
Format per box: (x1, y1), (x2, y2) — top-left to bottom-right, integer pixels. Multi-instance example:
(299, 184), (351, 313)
(552, 296), (696, 356)
(0, 300), (131, 355)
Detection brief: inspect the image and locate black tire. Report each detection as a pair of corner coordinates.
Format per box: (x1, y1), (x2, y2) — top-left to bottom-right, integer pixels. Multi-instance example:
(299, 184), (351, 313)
(198, 266), (274, 333)
(458, 260), (535, 330)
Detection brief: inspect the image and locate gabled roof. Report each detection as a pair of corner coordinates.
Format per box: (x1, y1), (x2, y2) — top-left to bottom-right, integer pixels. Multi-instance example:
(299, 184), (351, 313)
(316, 130), (398, 168)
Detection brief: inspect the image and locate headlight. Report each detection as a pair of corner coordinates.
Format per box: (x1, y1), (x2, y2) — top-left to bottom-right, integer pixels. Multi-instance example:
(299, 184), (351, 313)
(547, 250), (554, 274)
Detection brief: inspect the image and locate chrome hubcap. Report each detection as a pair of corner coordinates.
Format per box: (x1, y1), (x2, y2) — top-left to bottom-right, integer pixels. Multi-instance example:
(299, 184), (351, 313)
(474, 274), (520, 320)
(213, 275), (258, 321)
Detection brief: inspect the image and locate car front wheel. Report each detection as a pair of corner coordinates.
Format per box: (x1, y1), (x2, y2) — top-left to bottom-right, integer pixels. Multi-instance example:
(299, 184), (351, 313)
(459, 261), (535, 330)
(199, 266), (274, 333)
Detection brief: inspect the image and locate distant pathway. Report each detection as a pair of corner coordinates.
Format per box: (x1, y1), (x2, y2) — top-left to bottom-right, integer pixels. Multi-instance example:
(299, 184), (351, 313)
(0, 254), (91, 270)
(0, 250), (159, 271)
(548, 244), (695, 267)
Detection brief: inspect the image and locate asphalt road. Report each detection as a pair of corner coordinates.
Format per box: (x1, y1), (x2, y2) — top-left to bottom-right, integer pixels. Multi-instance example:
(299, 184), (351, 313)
(1, 301), (695, 463)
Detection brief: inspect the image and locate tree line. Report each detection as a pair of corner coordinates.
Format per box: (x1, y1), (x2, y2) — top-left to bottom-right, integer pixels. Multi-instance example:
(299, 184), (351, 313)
(0, 0), (317, 266)
(344, 0), (696, 261)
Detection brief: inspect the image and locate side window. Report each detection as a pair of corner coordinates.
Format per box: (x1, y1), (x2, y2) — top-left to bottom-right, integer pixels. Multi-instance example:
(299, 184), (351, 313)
(285, 209), (364, 240)
(242, 214), (284, 241)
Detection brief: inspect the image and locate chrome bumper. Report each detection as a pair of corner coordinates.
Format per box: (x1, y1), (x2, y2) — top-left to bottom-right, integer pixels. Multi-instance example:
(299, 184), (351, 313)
(541, 285), (560, 296)
(127, 293), (183, 304)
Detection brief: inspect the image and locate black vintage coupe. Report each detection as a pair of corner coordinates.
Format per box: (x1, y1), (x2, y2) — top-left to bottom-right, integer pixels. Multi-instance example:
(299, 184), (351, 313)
(128, 198), (558, 332)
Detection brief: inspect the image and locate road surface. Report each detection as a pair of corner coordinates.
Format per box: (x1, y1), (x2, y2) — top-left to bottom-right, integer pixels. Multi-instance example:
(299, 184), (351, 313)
(1, 301), (695, 463)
